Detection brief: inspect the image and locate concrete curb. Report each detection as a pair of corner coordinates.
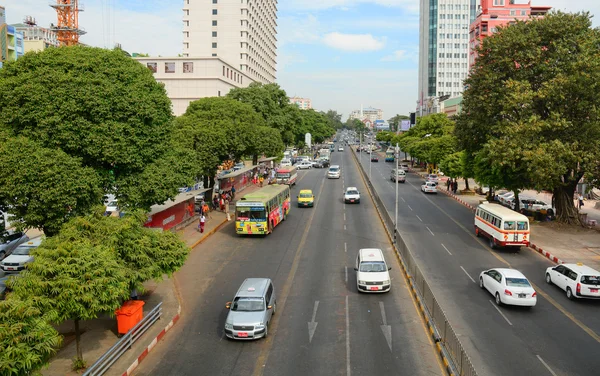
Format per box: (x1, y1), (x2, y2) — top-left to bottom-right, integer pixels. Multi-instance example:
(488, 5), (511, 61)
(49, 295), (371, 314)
(409, 168), (565, 266)
(120, 218), (229, 376)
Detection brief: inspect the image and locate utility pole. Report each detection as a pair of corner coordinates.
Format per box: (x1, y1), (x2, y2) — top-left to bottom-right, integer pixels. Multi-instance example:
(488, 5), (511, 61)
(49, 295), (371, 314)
(394, 143), (399, 243)
(369, 139), (372, 182)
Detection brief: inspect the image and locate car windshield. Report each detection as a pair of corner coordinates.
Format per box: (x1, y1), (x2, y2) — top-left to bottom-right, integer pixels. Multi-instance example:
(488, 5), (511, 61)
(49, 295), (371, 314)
(232, 297), (264, 312)
(506, 278), (531, 287)
(581, 275), (600, 285)
(236, 208), (266, 221)
(12, 246), (33, 256)
(329, 168), (339, 172)
(299, 193), (312, 198)
(359, 261), (387, 272)
(346, 190), (359, 195)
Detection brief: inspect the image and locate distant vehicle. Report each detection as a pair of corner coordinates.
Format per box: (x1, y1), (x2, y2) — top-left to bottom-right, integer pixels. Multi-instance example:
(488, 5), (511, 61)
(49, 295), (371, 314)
(370, 154), (379, 162)
(385, 149), (395, 162)
(276, 166), (298, 185)
(280, 159), (292, 167)
(297, 189), (315, 207)
(479, 268), (537, 307)
(354, 248), (391, 293)
(497, 192), (515, 206)
(296, 161), (313, 170)
(421, 182), (437, 194)
(0, 231), (29, 260)
(318, 148), (331, 161)
(390, 169), (406, 183)
(338, 146), (344, 152)
(327, 165), (341, 179)
(105, 200), (119, 216)
(399, 164), (409, 172)
(224, 278), (276, 340)
(328, 141), (335, 152)
(510, 197), (552, 212)
(475, 202), (529, 249)
(426, 174), (439, 183)
(235, 185), (290, 235)
(546, 263), (600, 300)
(0, 237), (45, 272)
(344, 187), (361, 204)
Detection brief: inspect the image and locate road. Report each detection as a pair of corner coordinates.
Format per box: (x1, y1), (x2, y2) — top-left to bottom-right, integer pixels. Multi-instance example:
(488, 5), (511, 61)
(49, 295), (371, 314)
(356, 148), (600, 376)
(133, 150), (442, 376)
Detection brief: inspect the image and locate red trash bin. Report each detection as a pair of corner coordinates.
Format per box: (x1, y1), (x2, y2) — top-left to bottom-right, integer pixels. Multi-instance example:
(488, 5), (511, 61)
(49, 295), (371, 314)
(115, 300), (145, 335)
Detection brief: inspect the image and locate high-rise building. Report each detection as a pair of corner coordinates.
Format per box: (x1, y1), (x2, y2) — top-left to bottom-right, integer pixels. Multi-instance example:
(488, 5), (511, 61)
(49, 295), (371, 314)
(183, 0), (278, 84)
(289, 96), (312, 110)
(418, 0), (477, 115)
(469, 0), (551, 66)
(349, 106), (383, 123)
(12, 16), (59, 53)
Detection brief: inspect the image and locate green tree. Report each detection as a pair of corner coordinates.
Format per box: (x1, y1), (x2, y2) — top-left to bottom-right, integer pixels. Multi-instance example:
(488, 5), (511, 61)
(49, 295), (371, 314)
(0, 136), (102, 236)
(0, 298), (62, 376)
(456, 11), (600, 223)
(0, 46), (191, 233)
(322, 110), (344, 130)
(376, 131), (394, 143)
(9, 240), (130, 368)
(297, 109), (336, 145)
(227, 83), (300, 145)
(388, 114), (410, 132)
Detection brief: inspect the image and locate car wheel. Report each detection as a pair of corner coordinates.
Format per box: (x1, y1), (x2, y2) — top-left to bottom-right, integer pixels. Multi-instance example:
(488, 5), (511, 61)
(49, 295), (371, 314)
(495, 292), (502, 306)
(566, 287), (574, 300)
(489, 237), (495, 249)
(545, 273), (552, 285)
(272, 301), (277, 315)
(264, 324), (269, 338)
(479, 277), (484, 289)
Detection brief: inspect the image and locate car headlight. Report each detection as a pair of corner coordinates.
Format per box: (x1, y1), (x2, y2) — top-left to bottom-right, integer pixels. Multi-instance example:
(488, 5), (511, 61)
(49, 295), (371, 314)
(358, 280), (366, 285)
(383, 280), (390, 285)
(255, 323), (265, 330)
(225, 322), (233, 330)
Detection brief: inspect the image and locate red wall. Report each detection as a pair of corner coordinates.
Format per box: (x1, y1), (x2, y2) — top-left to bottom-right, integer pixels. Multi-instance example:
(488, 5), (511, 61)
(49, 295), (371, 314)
(144, 198), (195, 231)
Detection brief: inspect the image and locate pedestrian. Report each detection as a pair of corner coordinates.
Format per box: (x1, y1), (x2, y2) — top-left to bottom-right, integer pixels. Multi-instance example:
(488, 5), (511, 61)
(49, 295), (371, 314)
(202, 202), (210, 218)
(259, 175), (264, 187)
(213, 195), (219, 211)
(446, 179), (451, 191)
(453, 181), (458, 194)
(220, 195), (225, 211)
(198, 214), (206, 233)
(578, 194), (584, 210)
(231, 185), (236, 200)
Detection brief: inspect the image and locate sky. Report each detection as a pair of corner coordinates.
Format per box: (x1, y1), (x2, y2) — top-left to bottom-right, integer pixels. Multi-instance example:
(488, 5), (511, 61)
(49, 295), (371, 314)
(3, 0), (600, 121)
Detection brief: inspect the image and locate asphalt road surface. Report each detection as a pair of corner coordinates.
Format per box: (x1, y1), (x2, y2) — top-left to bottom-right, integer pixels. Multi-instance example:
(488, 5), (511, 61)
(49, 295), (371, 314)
(133, 150), (443, 376)
(357, 150), (600, 376)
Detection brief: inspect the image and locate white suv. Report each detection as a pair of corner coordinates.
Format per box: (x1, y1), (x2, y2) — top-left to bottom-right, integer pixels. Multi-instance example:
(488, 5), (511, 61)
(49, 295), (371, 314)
(327, 165), (341, 179)
(545, 263), (600, 300)
(344, 187), (361, 204)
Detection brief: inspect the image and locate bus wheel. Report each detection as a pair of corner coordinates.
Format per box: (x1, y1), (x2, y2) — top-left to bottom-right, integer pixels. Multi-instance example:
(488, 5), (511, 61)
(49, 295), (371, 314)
(489, 237), (495, 249)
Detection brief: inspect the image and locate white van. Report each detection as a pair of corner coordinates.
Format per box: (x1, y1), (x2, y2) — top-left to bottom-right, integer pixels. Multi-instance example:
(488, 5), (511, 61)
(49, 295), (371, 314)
(280, 159), (292, 167)
(354, 248), (392, 293)
(475, 202), (530, 249)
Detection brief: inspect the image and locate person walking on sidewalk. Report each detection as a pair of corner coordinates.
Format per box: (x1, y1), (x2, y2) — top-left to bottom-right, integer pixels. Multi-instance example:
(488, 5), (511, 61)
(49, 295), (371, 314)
(578, 193), (584, 210)
(452, 180), (458, 194)
(198, 214), (206, 233)
(231, 185), (236, 200)
(202, 202), (210, 219)
(446, 179), (451, 191)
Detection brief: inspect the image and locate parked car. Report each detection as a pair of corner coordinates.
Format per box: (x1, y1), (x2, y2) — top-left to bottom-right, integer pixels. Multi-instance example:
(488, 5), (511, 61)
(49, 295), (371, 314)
(545, 263), (600, 300)
(105, 199), (119, 215)
(497, 192), (515, 206)
(510, 197), (552, 212)
(0, 231), (29, 260)
(344, 187), (361, 204)
(421, 181), (437, 194)
(479, 268), (537, 307)
(297, 161), (313, 170)
(0, 237), (44, 272)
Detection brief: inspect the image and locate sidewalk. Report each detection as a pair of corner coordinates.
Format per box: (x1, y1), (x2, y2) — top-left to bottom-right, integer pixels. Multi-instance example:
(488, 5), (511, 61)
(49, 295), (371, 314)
(42, 210), (228, 376)
(410, 167), (600, 271)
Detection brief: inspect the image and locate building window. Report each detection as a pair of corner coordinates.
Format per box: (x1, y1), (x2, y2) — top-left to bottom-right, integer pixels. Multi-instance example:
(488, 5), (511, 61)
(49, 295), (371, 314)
(493, 0), (505, 5)
(212, 20), (217, 26)
(213, 0), (218, 3)
(212, 9), (217, 15)
(223, 66), (225, 76)
(183, 62), (193, 73)
(218, 91), (221, 97)
(212, 42), (217, 48)
(510, 10), (516, 16)
(165, 62), (175, 73)
(146, 62), (157, 73)
(184, 10), (189, 16)
(212, 53), (217, 57)
(521, 10), (526, 16)
(212, 31), (217, 37)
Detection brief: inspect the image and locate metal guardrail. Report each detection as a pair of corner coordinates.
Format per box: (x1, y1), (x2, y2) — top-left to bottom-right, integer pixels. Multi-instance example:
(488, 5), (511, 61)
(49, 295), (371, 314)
(353, 150), (478, 376)
(83, 302), (163, 376)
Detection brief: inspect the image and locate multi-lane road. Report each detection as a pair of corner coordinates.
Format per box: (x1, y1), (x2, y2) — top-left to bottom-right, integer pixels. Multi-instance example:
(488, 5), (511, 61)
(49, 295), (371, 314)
(132, 150), (443, 376)
(357, 149), (600, 376)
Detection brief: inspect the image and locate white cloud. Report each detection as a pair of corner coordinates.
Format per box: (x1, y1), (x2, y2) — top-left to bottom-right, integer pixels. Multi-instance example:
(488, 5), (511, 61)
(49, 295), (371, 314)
(381, 50), (407, 61)
(323, 32), (385, 52)
(278, 14), (322, 46)
(281, 0), (419, 14)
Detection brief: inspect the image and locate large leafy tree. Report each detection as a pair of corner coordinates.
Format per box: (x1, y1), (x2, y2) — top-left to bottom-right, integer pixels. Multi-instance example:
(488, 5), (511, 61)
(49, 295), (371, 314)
(296, 109), (336, 145)
(0, 46), (192, 234)
(322, 110), (344, 130)
(227, 82), (300, 145)
(456, 11), (600, 224)
(0, 298), (62, 376)
(388, 114), (410, 132)
(9, 240), (130, 368)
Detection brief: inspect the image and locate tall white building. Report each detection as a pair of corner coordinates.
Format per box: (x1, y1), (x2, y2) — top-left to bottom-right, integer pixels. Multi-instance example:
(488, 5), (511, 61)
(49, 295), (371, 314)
(183, 0), (278, 84)
(349, 106), (383, 122)
(418, 0), (476, 115)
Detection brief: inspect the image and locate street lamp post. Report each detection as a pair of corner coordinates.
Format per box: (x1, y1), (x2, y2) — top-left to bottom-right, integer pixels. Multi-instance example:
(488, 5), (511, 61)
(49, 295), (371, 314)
(394, 143), (399, 243)
(369, 140), (372, 182)
(359, 132), (363, 166)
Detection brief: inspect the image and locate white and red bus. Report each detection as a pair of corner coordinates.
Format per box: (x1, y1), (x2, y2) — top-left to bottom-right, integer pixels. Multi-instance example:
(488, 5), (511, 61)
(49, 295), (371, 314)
(475, 202), (530, 249)
(275, 166), (298, 186)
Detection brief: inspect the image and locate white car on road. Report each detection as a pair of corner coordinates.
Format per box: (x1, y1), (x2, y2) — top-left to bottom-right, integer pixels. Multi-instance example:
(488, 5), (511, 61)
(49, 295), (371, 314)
(421, 181), (437, 194)
(338, 146), (344, 151)
(297, 161), (313, 170)
(545, 263), (600, 300)
(344, 187), (361, 204)
(327, 165), (341, 179)
(479, 268), (537, 307)
(426, 174), (439, 183)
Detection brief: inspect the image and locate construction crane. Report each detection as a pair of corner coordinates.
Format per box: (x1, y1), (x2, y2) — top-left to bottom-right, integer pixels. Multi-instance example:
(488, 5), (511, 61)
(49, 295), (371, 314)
(49, 0), (86, 46)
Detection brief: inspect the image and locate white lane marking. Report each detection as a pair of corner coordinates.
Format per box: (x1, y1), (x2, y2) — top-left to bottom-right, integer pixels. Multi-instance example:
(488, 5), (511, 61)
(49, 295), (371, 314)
(343, 212), (346, 221)
(379, 301), (392, 352)
(400, 197), (406, 203)
(407, 205), (413, 211)
(345, 266), (348, 282)
(344, 242), (347, 253)
(344, 224), (347, 231)
(308, 301), (320, 343)
(489, 300), (513, 326)
(346, 295), (351, 376)
(416, 215), (423, 222)
(460, 266), (476, 283)
(426, 226), (435, 236)
(441, 243), (452, 256)
(536, 355), (558, 376)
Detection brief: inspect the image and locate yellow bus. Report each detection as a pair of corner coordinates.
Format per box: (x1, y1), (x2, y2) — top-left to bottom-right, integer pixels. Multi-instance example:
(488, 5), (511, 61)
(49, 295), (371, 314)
(235, 184), (291, 235)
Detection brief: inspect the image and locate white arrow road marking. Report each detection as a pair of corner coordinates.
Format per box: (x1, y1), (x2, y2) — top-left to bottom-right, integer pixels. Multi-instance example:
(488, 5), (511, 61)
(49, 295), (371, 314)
(308, 301), (320, 343)
(379, 301), (392, 352)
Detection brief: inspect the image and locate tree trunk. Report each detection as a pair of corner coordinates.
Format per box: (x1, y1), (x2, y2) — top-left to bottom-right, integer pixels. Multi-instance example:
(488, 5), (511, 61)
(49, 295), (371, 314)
(487, 188), (494, 202)
(464, 178), (470, 191)
(252, 155), (258, 166)
(75, 319), (83, 363)
(513, 191), (520, 212)
(554, 184), (583, 226)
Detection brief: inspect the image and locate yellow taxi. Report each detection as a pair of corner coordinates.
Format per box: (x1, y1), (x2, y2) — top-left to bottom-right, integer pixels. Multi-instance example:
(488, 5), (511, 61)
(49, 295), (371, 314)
(297, 189), (315, 207)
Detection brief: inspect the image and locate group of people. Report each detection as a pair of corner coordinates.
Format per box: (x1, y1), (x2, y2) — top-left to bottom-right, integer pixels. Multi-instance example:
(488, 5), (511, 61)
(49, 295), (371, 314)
(197, 187), (237, 233)
(253, 166), (277, 187)
(446, 179), (459, 194)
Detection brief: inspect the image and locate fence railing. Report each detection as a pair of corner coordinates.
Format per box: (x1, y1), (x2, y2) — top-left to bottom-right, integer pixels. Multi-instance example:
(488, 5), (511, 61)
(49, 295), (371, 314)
(353, 150), (477, 376)
(83, 302), (163, 376)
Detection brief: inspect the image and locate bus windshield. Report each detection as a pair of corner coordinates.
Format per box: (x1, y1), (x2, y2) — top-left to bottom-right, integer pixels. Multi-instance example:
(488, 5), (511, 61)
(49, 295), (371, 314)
(277, 172), (290, 178)
(236, 207), (266, 221)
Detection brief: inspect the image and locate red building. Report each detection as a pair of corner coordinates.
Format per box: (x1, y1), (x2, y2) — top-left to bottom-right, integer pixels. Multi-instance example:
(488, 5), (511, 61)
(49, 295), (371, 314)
(469, 0), (551, 67)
